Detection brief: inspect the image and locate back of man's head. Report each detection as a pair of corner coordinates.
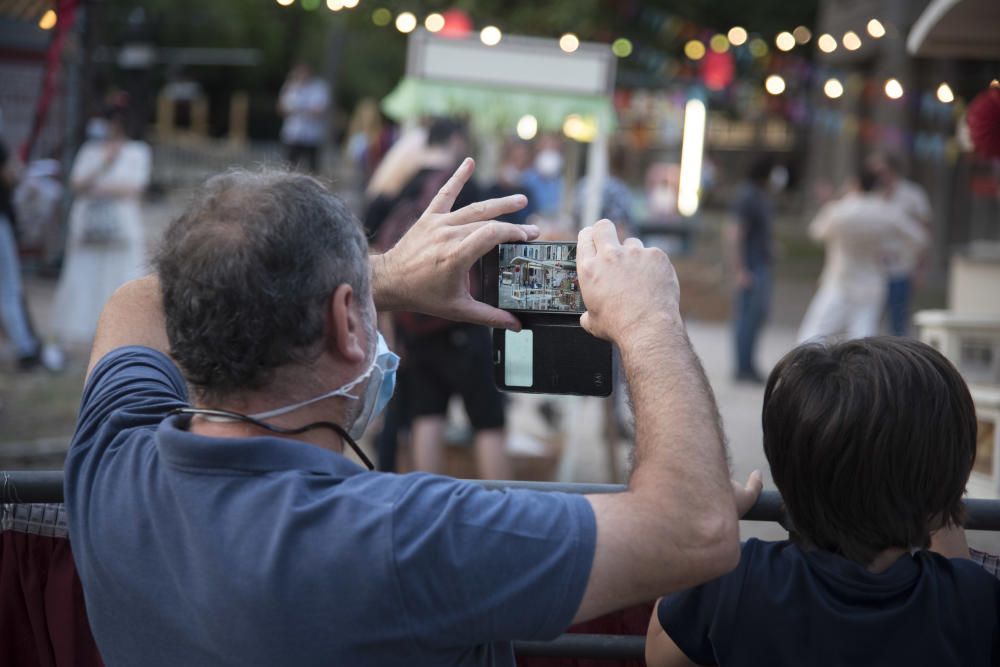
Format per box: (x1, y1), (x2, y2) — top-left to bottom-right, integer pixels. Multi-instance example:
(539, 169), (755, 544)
(155, 169), (369, 403)
(762, 337), (976, 564)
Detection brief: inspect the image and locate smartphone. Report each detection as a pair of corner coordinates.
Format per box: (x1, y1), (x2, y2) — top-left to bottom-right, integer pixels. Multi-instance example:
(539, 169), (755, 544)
(493, 325), (613, 396)
(481, 242), (584, 325)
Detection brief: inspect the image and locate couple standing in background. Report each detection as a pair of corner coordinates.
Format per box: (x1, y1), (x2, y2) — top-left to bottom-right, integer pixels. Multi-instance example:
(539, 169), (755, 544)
(728, 153), (930, 383)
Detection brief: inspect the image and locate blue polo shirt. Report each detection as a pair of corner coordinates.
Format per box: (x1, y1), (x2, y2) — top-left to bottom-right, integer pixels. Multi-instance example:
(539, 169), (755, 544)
(658, 538), (1000, 666)
(65, 347), (596, 666)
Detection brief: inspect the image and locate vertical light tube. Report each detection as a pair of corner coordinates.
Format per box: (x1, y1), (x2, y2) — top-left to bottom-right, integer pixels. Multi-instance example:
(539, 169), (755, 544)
(678, 98), (707, 217)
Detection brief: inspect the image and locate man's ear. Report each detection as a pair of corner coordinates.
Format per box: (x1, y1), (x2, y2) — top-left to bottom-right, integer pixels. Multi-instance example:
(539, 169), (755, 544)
(329, 284), (367, 364)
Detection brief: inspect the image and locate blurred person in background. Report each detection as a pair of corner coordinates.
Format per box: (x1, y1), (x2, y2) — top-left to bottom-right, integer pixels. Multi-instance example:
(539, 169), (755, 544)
(48, 107), (150, 353)
(345, 98), (388, 186)
(867, 152), (932, 336)
(375, 118), (511, 480)
(0, 112), (44, 370)
(278, 63), (330, 173)
(486, 139), (536, 226)
(574, 145), (635, 240)
(521, 134), (566, 219)
(797, 169), (927, 343)
(725, 157), (775, 384)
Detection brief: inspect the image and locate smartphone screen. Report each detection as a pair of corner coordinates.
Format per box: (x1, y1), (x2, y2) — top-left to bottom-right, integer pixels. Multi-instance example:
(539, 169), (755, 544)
(497, 242), (584, 314)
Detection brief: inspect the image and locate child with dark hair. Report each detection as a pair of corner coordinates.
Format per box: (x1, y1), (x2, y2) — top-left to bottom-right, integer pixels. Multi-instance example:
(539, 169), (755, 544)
(646, 337), (1000, 666)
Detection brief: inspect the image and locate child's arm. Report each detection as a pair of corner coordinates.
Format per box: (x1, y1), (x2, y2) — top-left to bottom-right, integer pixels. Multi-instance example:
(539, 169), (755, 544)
(646, 599), (703, 667)
(930, 523), (971, 560)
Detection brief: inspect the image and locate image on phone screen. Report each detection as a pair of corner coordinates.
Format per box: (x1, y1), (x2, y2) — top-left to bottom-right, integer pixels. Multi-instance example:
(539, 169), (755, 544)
(497, 243), (584, 314)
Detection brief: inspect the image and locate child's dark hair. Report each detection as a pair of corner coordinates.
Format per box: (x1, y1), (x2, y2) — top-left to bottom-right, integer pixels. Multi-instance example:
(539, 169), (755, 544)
(762, 337), (976, 564)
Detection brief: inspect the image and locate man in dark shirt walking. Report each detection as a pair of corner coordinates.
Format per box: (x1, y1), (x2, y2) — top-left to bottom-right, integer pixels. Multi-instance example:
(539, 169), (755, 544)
(725, 157), (775, 383)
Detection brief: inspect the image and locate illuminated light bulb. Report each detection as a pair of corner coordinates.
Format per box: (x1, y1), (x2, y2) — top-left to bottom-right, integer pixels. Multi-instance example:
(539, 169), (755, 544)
(937, 82), (955, 104)
(684, 39), (706, 60)
(559, 33), (579, 53)
(775, 31), (795, 52)
(793, 26), (812, 44)
(709, 34), (729, 53)
(480, 25), (502, 46)
(823, 78), (844, 99)
(867, 19), (886, 38)
(38, 9), (57, 28)
(884, 78), (904, 100)
(842, 31), (862, 51)
(395, 11), (416, 33)
(817, 33), (837, 53)
(424, 13), (445, 32)
(765, 74), (786, 95)
(727, 26), (748, 46)
(611, 38), (632, 58)
(516, 115), (538, 141)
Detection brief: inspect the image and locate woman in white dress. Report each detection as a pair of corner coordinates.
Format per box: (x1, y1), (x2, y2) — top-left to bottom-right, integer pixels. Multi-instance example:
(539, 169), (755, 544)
(50, 111), (150, 347)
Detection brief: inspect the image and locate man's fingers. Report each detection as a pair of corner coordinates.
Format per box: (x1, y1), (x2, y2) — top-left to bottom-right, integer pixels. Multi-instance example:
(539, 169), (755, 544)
(450, 194), (528, 226)
(426, 157), (475, 214)
(623, 237), (644, 249)
(577, 227), (597, 260)
(450, 298), (523, 331)
(745, 469), (763, 496)
(458, 221), (540, 260)
(591, 219), (620, 248)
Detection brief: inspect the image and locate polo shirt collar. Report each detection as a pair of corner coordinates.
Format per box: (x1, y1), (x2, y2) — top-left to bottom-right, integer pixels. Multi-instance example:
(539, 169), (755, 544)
(156, 413), (366, 479)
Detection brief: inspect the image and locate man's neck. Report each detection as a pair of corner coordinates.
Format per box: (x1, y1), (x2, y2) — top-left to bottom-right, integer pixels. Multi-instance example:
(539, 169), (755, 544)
(187, 391), (354, 455)
(867, 546), (908, 573)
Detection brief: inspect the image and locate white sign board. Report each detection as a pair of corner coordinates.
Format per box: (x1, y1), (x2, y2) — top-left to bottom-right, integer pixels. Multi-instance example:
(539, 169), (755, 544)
(407, 31), (615, 96)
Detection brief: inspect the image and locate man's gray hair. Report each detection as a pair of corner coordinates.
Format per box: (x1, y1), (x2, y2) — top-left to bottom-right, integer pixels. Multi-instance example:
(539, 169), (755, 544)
(155, 169), (369, 402)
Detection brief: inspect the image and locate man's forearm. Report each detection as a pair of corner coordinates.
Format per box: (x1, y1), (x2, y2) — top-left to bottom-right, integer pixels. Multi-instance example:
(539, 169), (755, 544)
(87, 275), (170, 380)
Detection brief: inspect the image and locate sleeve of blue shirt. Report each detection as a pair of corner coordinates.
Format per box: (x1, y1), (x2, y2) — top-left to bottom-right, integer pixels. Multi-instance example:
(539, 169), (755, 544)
(72, 346), (189, 451)
(390, 475), (597, 647)
(657, 552), (740, 666)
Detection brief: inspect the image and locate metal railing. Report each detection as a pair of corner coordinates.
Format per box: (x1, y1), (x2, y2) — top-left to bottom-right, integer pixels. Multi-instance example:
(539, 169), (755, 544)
(7, 471), (1000, 662)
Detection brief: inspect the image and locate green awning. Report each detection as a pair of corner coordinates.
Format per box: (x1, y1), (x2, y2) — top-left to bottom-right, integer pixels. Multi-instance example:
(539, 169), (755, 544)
(382, 76), (617, 134)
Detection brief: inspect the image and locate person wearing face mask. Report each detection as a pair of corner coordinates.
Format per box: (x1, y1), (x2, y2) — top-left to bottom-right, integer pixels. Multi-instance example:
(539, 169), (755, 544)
(521, 134), (566, 218)
(64, 161), (749, 666)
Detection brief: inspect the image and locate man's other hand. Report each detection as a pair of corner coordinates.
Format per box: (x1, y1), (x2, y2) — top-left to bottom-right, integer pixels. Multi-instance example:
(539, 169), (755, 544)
(374, 158), (538, 330)
(576, 220), (681, 344)
(733, 470), (763, 518)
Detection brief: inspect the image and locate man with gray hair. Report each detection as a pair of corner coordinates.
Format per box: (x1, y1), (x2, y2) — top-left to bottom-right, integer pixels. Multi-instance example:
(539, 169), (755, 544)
(64, 159), (754, 666)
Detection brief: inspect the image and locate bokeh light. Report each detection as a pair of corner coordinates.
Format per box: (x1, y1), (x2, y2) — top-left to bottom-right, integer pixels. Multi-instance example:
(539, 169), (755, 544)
(709, 34), (729, 53)
(372, 7), (391, 25)
(842, 31), (862, 51)
(326, 0), (343, 10)
(867, 19), (886, 38)
(395, 11), (416, 33)
(516, 115), (538, 141)
(727, 26), (748, 46)
(817, 33), (837, 53)
(793, 26), (812, 44)
(936, 82), (955, 104)
(684, 40), (706, 60)
(775, 31), (795, 52)
(884, 78), (904, 100)
(748, 38), (768, 58)
(424, 13), (445, 32)
(823, 78), (844, 99)
(559, 33), (580, 53)
(611, 38), (632, 58)
(480, 25), (502, 46)
(765, 74), (786, 95)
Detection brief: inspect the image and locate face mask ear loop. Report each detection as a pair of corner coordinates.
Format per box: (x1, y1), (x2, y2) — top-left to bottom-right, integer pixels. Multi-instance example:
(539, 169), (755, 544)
(169, 407), (375, 471)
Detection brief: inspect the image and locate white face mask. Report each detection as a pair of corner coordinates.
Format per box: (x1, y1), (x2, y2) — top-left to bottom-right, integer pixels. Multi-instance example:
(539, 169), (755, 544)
(250, 332), (399, 440)
(535, 150), (564, 178)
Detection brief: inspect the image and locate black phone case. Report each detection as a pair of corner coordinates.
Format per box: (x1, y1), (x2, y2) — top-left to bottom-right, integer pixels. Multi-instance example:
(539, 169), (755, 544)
(492, 324), (613, 396)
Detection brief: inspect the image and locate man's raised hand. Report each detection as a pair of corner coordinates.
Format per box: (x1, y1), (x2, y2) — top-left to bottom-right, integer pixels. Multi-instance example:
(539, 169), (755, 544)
(374, 158), (539, 330)
(576, 219), (682, 345)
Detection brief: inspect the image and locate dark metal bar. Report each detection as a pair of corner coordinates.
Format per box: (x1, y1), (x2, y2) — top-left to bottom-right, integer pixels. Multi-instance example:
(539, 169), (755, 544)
(513, 634), (645, 660)
(5, 472), (1000, 532)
